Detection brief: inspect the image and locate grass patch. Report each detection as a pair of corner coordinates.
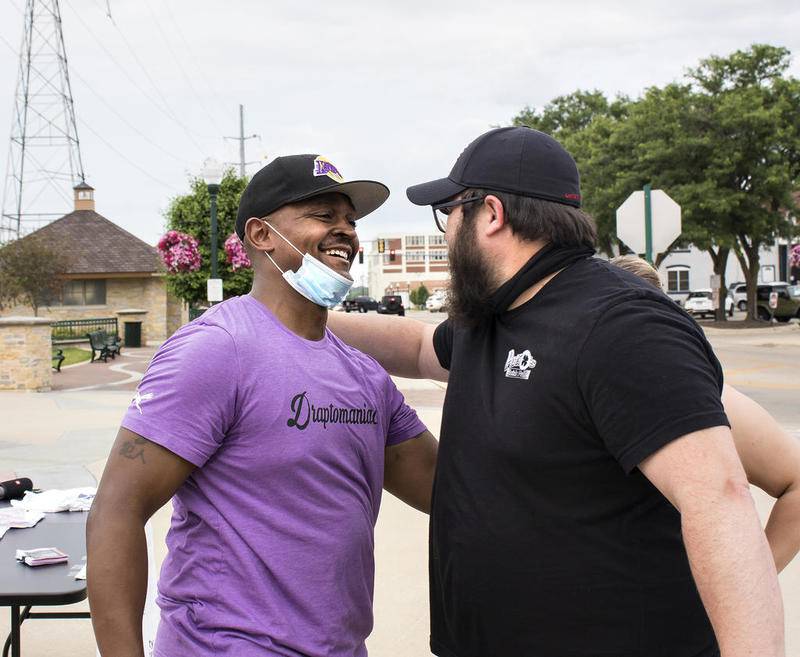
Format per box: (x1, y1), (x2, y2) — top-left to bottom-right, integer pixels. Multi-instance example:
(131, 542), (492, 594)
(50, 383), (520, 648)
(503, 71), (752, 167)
(57, 346), (92, 367)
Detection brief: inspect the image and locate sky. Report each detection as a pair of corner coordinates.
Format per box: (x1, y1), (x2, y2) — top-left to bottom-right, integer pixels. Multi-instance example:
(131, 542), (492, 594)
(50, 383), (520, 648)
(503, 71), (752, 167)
(1, 0), (799, 257)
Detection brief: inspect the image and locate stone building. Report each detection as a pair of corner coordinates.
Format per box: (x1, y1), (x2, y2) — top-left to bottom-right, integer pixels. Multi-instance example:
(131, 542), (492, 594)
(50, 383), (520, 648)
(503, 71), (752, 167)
(0, 183), (187, 345)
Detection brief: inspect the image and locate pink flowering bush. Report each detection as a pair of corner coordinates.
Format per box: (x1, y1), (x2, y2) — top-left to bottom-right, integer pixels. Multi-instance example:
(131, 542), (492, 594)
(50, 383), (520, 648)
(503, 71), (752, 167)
(224, 233), (251, 270)
(157, 230), (202, 273)
(790, 244), (800, 269)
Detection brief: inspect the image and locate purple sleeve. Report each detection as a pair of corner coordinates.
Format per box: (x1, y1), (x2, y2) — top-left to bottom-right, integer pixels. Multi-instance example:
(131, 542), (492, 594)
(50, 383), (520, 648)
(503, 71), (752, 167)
(121, 323), (239, 467)
(383, 376), (427, 447)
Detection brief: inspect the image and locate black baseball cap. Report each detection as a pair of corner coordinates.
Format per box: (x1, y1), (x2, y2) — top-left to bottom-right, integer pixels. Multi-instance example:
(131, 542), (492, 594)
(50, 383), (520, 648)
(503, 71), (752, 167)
(236, 154), (389, 240)
(406, 127), (581, 208)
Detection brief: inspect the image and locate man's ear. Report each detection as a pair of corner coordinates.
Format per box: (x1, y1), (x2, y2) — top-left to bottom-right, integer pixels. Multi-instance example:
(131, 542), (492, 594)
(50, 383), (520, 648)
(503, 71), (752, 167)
(483, 195), (506, 237)
(244, 217), (275, 253)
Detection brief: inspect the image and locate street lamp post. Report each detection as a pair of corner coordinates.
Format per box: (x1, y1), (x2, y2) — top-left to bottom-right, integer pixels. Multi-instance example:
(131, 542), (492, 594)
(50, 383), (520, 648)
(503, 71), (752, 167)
(201, 158), (224, 303)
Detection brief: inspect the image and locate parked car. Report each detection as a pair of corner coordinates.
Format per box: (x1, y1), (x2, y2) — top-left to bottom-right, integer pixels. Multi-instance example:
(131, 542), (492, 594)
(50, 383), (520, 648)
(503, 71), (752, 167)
(730, 283), (749, 311)
(683, 289), (733, 319)
(377, 295), (405, 316)
(426, 291), (447, 312)
(342, 295), (379, 313)
(755, 283), (800, 322)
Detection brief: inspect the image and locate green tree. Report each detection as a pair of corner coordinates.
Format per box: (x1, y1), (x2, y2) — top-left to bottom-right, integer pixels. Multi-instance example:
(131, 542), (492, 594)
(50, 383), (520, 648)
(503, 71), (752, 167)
(512, 45), (800, 322)
(163, 170), (251, 306)
(0, 237), (71, 316)
(416, 284), (430, 308)
(688, 44), (800, 320)
(610, 83), (741, 319)
(513, 90), (632, 255)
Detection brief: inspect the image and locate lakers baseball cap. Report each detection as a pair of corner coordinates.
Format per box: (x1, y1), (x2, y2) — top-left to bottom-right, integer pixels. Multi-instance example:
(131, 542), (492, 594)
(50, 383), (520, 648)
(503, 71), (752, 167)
(236, 154), (390, 240)
(406, 127), (581, 208)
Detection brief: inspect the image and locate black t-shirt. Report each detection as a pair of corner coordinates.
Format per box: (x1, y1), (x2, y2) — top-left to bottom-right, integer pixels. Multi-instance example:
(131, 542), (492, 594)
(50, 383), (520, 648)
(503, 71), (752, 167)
(430, 257), (729, 657)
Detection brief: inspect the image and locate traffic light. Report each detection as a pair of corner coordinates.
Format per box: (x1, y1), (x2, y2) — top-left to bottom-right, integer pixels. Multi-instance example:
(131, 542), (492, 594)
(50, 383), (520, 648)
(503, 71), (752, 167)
(389, 249), (396, 262)
(358, 247), (364, 264)
(377, 238), (385, 254)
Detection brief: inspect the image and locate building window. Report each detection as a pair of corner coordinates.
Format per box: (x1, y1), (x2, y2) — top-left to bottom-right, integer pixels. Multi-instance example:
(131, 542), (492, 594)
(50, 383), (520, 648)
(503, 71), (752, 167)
(60, 279), (107, 305)
(760, 265), (776, 283)
(406, 251), (425, 262)
(429, 234), (446, 246)
(406, 235), (426, 247)
(667, 268), (689, 293)
(429, 250), (448, 262)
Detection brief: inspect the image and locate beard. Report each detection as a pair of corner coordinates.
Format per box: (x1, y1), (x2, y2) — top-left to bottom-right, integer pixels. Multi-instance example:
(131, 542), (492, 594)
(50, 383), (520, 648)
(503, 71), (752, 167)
(446, 217), (500, 327)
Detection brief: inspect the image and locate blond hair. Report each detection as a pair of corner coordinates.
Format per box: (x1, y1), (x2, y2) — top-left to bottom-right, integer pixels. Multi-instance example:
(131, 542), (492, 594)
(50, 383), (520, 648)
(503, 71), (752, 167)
(610, 255), (662, 290)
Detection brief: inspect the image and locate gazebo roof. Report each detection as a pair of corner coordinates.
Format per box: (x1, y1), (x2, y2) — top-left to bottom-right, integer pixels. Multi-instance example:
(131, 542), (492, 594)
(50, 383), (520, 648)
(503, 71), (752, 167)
(21, 210), (163, 275)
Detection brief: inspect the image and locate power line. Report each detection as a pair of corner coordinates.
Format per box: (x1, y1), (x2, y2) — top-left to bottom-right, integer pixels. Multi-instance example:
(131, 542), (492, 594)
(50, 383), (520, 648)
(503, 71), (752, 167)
(70, 68), (188, 164)
(77, 116), (179, 191)
(140, 0), (227, 135)
(160, 1), (232, 126)
(0, 25), (189, 166)
(59, 0), (207, 156)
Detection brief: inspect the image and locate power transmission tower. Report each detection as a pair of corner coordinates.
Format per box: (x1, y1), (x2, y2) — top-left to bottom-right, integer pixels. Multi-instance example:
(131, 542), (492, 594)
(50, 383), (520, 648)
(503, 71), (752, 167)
(1, 0), (85, 243)
(225, 104), (259, 178)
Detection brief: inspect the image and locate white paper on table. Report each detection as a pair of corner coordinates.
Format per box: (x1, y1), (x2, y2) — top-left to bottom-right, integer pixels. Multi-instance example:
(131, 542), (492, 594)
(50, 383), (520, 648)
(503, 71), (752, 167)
(0, 508), (45, 536)
(10, 487), (96, 513)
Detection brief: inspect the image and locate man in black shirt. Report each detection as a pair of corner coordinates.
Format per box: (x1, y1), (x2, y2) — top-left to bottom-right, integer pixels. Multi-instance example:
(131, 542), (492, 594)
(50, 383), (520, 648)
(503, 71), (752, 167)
(328, 127), (784, 657)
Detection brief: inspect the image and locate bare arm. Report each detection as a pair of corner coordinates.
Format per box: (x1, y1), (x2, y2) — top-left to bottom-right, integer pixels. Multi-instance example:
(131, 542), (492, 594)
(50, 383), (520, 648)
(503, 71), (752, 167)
(87, 428), (195, 657)
(327, 312), (448, 381)
(723, 384), (800, 572)
(384, 430), (439, 513)
(639, 426), (784, 657)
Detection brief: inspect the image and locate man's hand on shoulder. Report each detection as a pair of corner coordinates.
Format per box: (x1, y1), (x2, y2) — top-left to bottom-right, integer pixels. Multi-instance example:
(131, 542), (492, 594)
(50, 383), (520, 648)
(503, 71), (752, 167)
(327, 312), (448, 381)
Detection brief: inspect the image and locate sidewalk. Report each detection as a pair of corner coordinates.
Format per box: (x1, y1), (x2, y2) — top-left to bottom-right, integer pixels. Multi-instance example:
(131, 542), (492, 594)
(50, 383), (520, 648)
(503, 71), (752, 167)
(0, 362), (798, 654)
(51, 347), (156, 392)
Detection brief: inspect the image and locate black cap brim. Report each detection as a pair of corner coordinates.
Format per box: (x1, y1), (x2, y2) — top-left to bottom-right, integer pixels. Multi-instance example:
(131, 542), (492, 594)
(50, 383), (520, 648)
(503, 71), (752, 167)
(288, 179), (390, 220)
(236, 179), (389, 239)
(406, 177), (466, 206)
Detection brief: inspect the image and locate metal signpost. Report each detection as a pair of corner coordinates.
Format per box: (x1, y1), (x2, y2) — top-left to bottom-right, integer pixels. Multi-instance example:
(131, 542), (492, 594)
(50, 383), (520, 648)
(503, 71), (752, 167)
(616, 186), (682, 264)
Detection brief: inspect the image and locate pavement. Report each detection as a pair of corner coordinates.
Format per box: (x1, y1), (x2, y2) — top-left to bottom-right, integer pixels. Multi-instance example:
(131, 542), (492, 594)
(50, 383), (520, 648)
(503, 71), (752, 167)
(0, 315), (798, 655)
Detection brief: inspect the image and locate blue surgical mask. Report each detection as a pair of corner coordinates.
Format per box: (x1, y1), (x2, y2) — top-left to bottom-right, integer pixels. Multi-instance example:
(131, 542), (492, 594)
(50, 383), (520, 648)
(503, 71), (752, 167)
(263, 222), (354, 308)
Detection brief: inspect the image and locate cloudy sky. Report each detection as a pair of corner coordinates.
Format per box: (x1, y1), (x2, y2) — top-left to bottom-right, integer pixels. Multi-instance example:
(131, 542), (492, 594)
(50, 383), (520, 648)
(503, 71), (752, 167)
(1, 0), (799, 253)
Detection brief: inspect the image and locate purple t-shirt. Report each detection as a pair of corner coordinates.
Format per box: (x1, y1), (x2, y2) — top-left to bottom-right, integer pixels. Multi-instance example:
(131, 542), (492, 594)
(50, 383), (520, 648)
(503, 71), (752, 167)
(121, 294), (426, 657)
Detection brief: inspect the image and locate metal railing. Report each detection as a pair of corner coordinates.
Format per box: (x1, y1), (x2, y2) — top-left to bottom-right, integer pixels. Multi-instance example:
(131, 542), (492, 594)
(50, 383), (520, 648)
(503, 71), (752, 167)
(52, 317), (118, 343)
(188, 307), (207, 321)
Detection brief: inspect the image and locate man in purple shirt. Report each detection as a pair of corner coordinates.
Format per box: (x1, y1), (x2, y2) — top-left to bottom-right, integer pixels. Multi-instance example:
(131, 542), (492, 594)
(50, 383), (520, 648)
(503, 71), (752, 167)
(87, 155), (438, 657)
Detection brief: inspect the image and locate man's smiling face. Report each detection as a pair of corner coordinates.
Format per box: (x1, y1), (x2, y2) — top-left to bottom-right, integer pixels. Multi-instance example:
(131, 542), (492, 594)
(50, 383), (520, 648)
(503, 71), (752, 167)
(268, 192), (359, 280)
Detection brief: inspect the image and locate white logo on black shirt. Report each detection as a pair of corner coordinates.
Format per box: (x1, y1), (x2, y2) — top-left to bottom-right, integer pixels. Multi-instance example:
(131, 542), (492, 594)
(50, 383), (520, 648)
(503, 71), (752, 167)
(504, 349), (536, 380)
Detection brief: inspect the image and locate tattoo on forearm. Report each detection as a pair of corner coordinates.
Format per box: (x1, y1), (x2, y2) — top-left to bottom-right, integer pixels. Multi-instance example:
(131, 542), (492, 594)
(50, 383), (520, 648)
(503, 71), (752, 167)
(119, 436), (147, 464)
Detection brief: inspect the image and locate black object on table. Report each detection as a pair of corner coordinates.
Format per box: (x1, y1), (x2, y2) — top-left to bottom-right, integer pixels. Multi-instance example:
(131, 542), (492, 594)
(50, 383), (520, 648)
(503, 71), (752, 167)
(0, 502), (90, 657)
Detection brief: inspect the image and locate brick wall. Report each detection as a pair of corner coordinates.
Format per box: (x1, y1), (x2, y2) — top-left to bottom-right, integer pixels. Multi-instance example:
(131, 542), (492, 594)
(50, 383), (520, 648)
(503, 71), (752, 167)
(1, 274), (188, 345)
(0, 317), (53, 391)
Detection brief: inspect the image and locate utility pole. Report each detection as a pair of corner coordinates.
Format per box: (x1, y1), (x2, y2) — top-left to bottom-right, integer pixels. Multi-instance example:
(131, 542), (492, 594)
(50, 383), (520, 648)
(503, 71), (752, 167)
(225, 104), (259, 178)
(2, 0), (85, 243)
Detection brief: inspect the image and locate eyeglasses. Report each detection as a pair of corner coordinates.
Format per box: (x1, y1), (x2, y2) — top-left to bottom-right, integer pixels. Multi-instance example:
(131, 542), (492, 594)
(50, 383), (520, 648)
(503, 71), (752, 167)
(431, 196), (485, 233)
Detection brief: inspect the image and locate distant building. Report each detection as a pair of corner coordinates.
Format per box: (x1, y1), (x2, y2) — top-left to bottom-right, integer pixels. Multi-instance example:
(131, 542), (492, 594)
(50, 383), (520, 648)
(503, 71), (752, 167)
(369, 233), (450, 305)
(0, 183), (187, 344)
(367, 228), (799, 307)
(658, 240), (798, 302)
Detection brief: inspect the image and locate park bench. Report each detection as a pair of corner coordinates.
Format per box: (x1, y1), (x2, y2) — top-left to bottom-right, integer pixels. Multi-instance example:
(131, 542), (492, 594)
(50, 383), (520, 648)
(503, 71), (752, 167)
(86, 330), (121, 363)
(52, 348), (65, 372)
